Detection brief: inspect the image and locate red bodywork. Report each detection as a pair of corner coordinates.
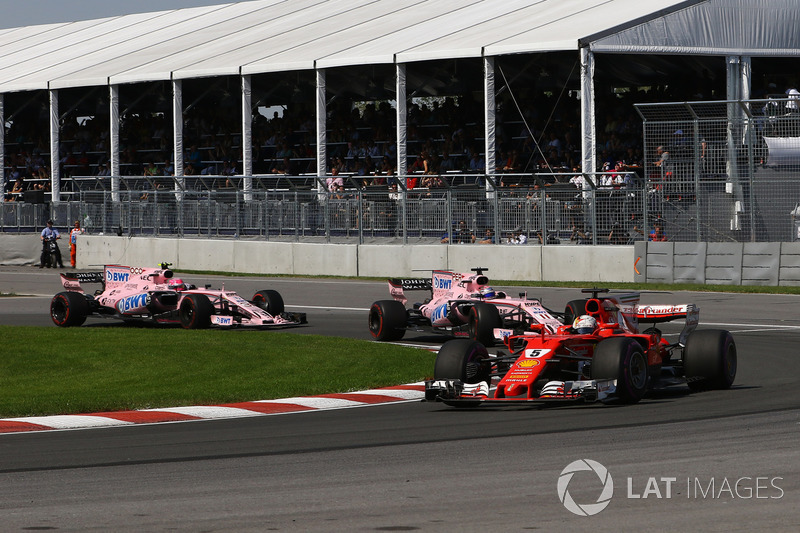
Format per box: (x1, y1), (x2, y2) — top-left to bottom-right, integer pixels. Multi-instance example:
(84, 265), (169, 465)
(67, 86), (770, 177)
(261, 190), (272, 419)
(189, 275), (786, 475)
(426, 290), (706, 405)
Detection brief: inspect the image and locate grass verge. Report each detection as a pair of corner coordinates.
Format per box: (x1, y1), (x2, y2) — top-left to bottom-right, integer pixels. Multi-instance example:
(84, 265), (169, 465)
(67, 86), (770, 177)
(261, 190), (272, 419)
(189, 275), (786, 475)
(0, 326), (433, 418)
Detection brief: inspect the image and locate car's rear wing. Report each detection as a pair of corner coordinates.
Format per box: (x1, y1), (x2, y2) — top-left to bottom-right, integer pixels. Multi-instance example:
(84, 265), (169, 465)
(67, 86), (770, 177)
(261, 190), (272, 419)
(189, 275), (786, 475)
(59, 271), (104, 292)
(635, 304), (694, 323)
(636, 303), (699, 345)
(388, 278), (432, 305)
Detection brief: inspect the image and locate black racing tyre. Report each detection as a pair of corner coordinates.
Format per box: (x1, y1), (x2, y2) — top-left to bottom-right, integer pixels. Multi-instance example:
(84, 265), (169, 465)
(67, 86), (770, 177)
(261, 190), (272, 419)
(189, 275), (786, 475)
(252, 289), (285, 316)
(179, 294), (214, 329)
(683, 329), (737, 391)
(434, 339), (491, 384)
(564, 299), (589, 326)
(368, 300), (407, 341)
(592, 337), (648, 403)
(50, 291), (89, 327)
(468, 303), (501, 346)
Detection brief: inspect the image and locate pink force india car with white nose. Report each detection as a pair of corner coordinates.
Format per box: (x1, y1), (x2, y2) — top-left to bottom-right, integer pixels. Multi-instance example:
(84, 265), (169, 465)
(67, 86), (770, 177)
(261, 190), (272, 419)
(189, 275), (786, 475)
(368, 268), (564, 345)
(50, 263), (306, 329)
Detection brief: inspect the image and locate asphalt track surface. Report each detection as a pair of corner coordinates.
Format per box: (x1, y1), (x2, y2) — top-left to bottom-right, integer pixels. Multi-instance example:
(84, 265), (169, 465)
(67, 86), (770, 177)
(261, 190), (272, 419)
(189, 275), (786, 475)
(1, 266), (799, 531)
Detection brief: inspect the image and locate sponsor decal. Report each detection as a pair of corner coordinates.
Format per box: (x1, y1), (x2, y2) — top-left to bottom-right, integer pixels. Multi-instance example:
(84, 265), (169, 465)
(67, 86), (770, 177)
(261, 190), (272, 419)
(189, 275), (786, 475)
(129, 267), (144, 275)
(117, 293), (149, 313)
(431, 303), (449, 322)
(70, 272), (104, 283)
(212, 316), (234, 326)
(516, 359), (540, 368)
(433, 276), (452, 291)
(106, 270), (130, 283)
(392, 278), (431, 291)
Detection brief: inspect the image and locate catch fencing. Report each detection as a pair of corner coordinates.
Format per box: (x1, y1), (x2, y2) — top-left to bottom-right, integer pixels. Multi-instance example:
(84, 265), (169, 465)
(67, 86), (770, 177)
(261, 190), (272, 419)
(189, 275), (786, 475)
(1, 174), (648, 245)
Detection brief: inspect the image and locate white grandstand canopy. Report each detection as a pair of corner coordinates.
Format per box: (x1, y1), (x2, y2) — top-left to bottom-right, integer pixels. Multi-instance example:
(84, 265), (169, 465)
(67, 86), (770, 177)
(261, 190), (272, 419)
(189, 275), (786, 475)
(0, 0), (797, 93)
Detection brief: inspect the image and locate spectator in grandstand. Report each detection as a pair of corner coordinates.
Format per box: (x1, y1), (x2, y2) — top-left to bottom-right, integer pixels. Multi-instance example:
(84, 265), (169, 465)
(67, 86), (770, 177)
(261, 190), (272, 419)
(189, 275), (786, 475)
(479, 228), (495, 244)
(326, 168), (344, 192)
(271, 156), (297, 175)
(144, 161), (159, 177)
(441, 220), (474, 244)
(653, 146), (670, 168)
(787, 87), (800, 113)
(468, 152), (485, 173)
(6, 177), (24, 201)
(649, 220), (668, 241)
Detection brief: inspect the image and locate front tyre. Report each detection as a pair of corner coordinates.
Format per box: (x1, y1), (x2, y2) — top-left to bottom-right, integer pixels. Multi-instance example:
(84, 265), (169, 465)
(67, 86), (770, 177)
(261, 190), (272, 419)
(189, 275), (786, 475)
(468, 303), (501, 346)
(50, 291), (89, 327)
(434, 339), (491, 384)
(252, 289), (284, 315)
(179, 294), (214, 329)
(683, 329), (737, 391)
(593, 337), (648, 403)
(368, 300), (407, 341)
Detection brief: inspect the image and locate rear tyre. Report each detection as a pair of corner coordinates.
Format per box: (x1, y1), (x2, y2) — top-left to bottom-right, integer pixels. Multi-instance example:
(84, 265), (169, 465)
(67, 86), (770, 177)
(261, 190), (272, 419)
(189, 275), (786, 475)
(50, 291), (89, 327)
(368, 300), (407, 341)
(593, 337), (648, 403)
(683, 329), (737, 391)
(564, 299), (589, 326)
(179, 294), (214, 329)
(252, 289), (284, 315)
(434, 339), (491, 384)
(468, 303), (501, 346)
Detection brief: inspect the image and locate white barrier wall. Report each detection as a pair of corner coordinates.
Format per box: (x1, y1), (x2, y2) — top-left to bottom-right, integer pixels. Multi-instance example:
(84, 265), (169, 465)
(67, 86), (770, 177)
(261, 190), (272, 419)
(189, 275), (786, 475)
(29, 235), (630, 282)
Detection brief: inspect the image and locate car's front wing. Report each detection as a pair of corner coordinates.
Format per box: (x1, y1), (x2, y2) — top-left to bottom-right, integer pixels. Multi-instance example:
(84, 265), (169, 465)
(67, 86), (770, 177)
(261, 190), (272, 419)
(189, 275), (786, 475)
(424, 378), (617, 406)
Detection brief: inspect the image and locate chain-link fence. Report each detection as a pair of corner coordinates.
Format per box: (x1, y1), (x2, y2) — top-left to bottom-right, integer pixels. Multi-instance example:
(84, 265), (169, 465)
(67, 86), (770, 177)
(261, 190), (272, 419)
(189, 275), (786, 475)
(636, 98), (800, 242)
(1, 173), (650, 245)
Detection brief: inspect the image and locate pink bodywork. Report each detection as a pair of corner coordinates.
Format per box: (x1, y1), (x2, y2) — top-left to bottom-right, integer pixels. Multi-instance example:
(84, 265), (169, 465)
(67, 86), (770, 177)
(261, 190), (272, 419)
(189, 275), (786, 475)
(389, 269), (563, 333)
(60, 264), (303, 327)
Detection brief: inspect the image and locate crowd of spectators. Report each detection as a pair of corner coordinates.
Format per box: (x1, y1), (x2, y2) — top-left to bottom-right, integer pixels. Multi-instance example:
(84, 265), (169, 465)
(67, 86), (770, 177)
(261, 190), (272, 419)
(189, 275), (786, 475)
(2, 72), (731, 210)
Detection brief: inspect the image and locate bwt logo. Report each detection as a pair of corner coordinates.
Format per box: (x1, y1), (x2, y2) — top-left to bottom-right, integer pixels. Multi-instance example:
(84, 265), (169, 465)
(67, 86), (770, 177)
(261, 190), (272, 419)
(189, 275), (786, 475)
(431, 303), (449, 322)
(557, 459), (614, 516)
(433, 277), (452, 290)
(106, 271), (130, 283)
(117, 293), (149, 313)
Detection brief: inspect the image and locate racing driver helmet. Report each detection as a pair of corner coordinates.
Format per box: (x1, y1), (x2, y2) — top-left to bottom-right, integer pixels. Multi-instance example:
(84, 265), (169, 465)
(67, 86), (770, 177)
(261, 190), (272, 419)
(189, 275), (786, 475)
(573, 314), (598, 334)
(480, 286), (496, 299)
(168, 278), (186, 291)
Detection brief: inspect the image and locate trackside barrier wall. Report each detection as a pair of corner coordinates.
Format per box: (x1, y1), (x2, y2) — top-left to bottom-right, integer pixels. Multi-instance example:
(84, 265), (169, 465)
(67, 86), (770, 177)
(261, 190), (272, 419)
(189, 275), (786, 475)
(632, 241), (800, 286)
(4, 234), (800, 285)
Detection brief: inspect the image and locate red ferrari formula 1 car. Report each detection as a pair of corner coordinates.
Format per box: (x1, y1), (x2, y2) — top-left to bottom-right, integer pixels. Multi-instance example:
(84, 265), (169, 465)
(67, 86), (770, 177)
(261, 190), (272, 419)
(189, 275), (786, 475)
(368, 268), (563, 345)
(50, 263), (306, 329)
(425, 288), (736, 406)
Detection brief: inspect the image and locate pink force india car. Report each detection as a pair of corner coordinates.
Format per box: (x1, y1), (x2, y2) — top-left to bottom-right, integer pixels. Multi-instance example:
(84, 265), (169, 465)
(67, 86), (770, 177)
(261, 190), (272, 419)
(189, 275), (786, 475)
(425, 288), (737, 406)
(50, 263), (306, 329)
(368, 268), (564, 345)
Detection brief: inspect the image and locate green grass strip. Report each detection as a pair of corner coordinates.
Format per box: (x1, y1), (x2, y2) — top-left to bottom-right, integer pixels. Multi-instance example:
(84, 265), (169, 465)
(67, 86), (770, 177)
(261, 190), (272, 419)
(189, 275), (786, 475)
(0, 326), (433, 418)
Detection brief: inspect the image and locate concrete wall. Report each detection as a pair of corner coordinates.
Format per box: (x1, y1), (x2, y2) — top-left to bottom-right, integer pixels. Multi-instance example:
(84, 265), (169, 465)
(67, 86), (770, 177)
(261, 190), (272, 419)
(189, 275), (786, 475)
(3, 232), (797, 285)
(632, 240), (800, 286)
(0, 233), (634, 282)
